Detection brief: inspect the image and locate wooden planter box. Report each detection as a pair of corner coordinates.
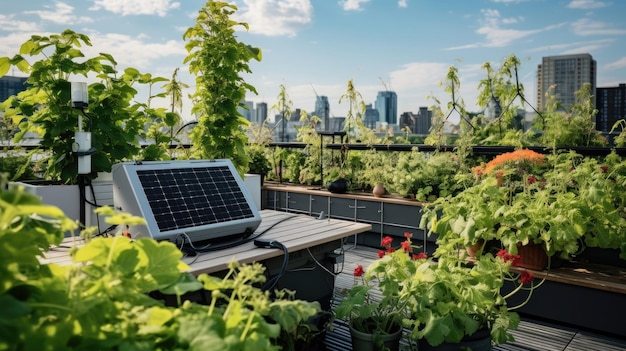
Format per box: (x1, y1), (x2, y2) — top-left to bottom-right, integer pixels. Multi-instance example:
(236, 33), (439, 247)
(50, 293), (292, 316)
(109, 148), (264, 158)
(263, 183), (626, 338)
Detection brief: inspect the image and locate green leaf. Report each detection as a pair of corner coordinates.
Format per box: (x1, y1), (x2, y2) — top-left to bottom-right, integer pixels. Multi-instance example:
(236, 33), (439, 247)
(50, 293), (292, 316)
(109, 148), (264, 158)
(0, 57), (11, 76)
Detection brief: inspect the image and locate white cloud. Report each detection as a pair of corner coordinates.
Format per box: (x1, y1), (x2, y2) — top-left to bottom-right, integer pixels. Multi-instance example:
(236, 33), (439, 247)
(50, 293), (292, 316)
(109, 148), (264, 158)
(24, 2), (93, 25)
(605, 57), (626, 70)
(571, 18), (626, 36)
(527, 38), (613, 53)
(448, 9), (563, 49)
(340, 0), (370, 11)
(90, 0), (181, 17)
(561, 43), (610, 54)
(567, 0), (608, 9)
(85, 32), (186, 69)
(0, 33), (47, 71)
(475, 9), (540, 47)
(502, 16), (523, 25)
(398, 0), (408, 8)
(236, 0), (313, 37)
(0, 15), (43, 32)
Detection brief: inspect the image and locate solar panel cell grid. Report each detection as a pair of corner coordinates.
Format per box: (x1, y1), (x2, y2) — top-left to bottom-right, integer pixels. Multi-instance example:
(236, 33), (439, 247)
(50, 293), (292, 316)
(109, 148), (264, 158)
(137, 166), (254, 232)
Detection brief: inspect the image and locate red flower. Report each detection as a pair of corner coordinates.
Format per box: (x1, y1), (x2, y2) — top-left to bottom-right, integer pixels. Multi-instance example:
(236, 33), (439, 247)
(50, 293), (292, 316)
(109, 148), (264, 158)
(401, 240), (411, 253)
(496, 249), (508, 258)
(404, 231), (412, 239)
(600, 165), (609, 173)
(497, 249), (521, 266)
(527, 175), (537, 184)
(413, 252), (427, 260)
(520, 270), (533, 284)
(377, 249), (386, 258)
(353, 264), (364, 277)
(381, 236), (393, 248)
(386, 247), (396, 253)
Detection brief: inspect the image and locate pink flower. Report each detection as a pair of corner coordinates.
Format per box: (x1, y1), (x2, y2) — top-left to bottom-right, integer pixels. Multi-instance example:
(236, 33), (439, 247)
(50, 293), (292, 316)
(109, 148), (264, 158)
(404, 232), (413, 239)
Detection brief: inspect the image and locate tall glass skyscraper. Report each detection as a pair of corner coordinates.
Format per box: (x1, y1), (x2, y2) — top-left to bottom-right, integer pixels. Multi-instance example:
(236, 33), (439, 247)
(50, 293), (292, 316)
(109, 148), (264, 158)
(314, 95), (330, 131)
(255, 102), (268, 124)
(375, 91), (398, 125)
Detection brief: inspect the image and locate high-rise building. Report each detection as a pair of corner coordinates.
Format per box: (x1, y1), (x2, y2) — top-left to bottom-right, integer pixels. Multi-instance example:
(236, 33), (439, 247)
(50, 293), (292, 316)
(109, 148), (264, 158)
(314, 95), (330, 131)
(596, 84), (626, 133)
(537, 53), (596, 111)
(255, 102), (268, 124)
(375, 91), (398, 125)
(415, 107), (432, 134)
(0, 76), (29, 103)
(238, 100), (254, 122)
(363, 104), (379, 129)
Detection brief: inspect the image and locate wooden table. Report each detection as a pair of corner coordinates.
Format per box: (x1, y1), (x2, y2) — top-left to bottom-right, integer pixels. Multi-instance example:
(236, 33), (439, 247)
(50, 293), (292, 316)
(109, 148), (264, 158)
(41, 209), (372, 276)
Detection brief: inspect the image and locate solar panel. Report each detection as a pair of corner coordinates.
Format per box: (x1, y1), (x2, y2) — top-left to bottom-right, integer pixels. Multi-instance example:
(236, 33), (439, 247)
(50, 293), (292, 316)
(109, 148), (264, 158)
(112, 159), (262, 243)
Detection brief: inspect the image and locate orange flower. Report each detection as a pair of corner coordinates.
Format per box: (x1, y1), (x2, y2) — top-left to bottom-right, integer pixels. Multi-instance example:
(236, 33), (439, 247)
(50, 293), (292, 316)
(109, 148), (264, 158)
(483, 149), (544, 175)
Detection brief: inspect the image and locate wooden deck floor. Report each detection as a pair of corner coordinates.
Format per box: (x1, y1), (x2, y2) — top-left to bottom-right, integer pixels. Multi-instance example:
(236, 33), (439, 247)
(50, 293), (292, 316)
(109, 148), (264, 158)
(324, 244), (626, 351)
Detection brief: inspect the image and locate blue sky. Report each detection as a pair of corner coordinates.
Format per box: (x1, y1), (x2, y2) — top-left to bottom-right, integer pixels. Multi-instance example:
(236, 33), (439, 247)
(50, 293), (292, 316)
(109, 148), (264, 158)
(1, 0), (625, 122)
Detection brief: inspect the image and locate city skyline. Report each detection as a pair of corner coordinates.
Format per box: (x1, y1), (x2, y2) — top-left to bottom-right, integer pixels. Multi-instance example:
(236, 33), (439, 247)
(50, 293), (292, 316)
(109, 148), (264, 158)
(1, 0), (626, 123)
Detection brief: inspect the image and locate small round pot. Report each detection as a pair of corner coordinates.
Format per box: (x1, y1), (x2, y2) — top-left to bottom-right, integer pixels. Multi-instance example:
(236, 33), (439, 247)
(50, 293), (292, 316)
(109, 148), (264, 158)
(349, 320), (402, 351)
(418, 328), (492, 351)
(372, 183), (385, 197)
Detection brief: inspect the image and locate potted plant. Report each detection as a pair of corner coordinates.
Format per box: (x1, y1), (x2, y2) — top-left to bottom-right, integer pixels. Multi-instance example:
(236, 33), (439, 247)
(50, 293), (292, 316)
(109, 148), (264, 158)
(422, 149), (626, 269)
(334, 237), (406, 350)
(359, 148), (394, 196)
(1, 177), (323, 350)
(246, 144), (272, 184)
(336, 233), (537, 350)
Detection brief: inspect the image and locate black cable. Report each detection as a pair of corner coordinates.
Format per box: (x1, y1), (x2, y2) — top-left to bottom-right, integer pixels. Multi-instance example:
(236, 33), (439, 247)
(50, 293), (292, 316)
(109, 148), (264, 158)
(260, 241), (289, 292)
(179, 214), (297, 255)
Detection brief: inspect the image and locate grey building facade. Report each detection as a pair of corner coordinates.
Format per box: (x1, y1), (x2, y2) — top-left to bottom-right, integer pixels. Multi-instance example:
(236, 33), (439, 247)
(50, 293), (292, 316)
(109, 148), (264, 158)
(537, 53), (596, 111)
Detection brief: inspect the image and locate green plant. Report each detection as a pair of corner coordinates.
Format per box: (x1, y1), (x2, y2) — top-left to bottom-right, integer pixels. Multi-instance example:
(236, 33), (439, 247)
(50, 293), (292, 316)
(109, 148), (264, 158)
(336, 234), (534, 348)
(532, 83), (608, 148)
(359, 148), (395, 189)
(184, 0), (262, 176)
(610, 119), (626, 147)
(0, 153), (37, 181)
(385, 149), (470, 201)
(423, 149), (626, 261)
(0, 30), (171, 184)
(246, 145), (271, 176)
(0, 176), (322, 350)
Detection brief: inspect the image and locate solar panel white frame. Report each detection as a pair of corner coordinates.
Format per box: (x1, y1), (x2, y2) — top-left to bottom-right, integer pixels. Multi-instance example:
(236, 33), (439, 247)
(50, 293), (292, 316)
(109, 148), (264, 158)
(112, 159), (262, 243)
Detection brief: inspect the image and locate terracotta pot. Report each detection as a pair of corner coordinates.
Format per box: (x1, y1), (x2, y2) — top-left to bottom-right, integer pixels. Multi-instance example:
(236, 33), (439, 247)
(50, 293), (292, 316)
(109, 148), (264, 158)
(372, 183), (385, 197)
(466, 239), (485, 258)
(517, 242), (549, 270)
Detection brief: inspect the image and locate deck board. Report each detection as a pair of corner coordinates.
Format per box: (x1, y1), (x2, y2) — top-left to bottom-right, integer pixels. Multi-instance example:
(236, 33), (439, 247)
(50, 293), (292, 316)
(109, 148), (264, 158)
(325, 244), (626, 351)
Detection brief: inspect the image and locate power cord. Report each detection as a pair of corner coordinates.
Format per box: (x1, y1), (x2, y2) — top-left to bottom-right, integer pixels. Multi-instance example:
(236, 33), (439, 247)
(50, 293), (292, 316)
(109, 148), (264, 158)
(178, 215), (297, 264)
(254, 238), (289, 292)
